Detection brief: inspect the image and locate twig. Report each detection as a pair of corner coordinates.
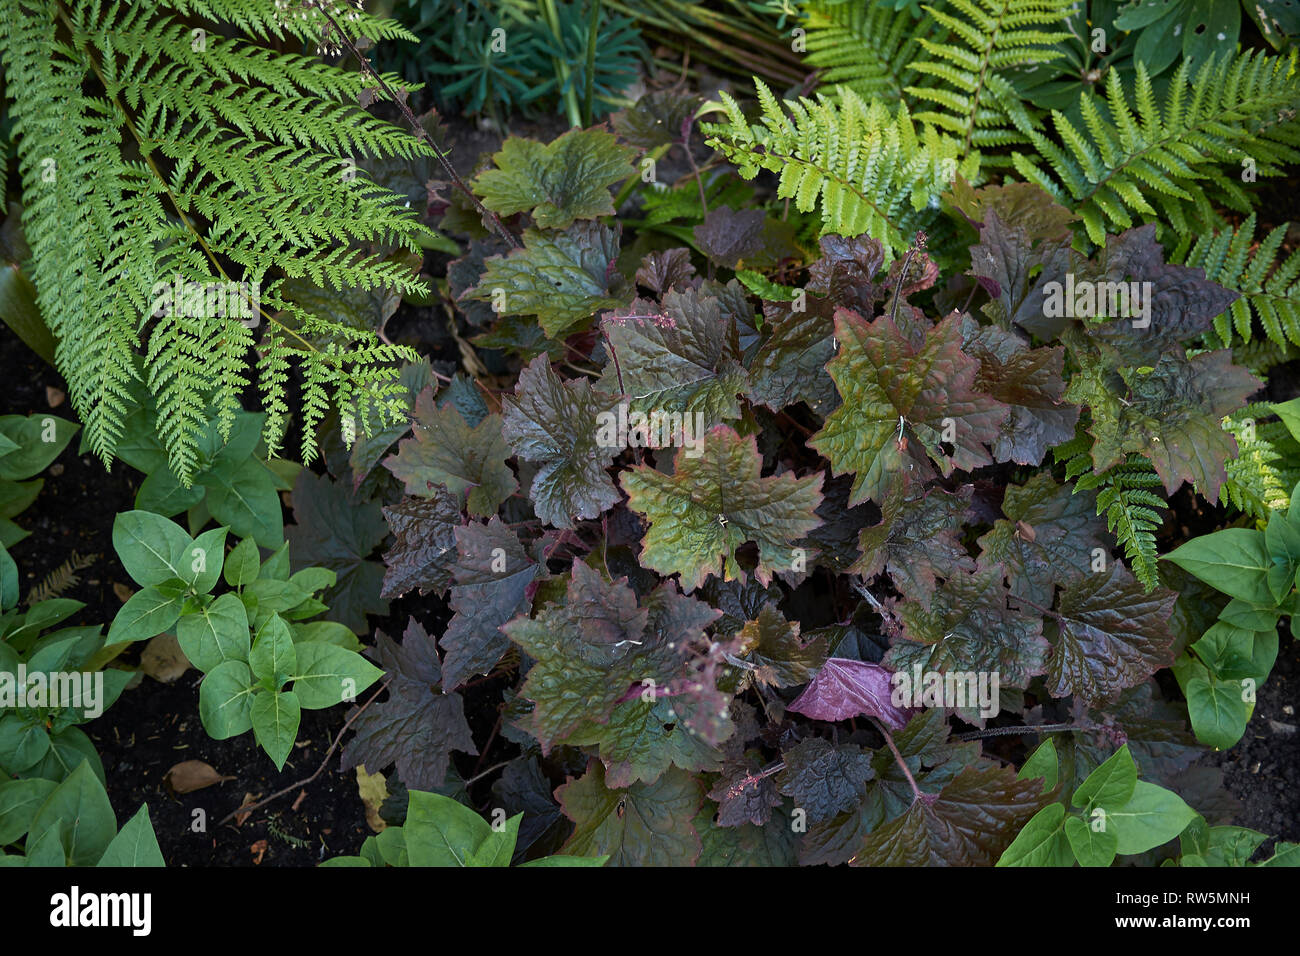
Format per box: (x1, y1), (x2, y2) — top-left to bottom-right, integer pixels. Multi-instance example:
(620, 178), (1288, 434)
(598, 324), (642, 465)
(471, 712), (504, 777)
(217, 676), (391, 826)
(889, 231), (930, 325)
(463, 760), (514, 788)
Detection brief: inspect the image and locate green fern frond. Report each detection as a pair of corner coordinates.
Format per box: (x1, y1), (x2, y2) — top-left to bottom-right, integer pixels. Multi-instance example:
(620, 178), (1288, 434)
(1224, 336), (1300, 376)
(703, 81), (978, 256)
(1177, 213), (1300, 349)
(1222, 404), (1291, 521)
(907, 0), (1072, 154)
(0, 0), (427, 483)
(1012, 52), (1300, 246)
(1055, 434), (1167, 591)
(801, 0), (926, 105)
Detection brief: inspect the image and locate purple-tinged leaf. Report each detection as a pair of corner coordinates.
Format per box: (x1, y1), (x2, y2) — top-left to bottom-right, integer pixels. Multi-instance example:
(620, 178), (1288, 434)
(787, 658), (911, 729)
(850, 762), (1049, 866)
(501, 356), (622, 529)
(634, 247), (696, 294)
(439, 517), (538, 690)
(383, 386), (516, 517)
(855, 483), (974, 601)
(777, 737), (875, 823)
(340, 619), (477, 791)
(1045, 563), (1178, 706)
(809, 308), (1009, 507)
(558, 761), (703, 866)
(379, 490), (462, 600)
(621, 424), (824, 592)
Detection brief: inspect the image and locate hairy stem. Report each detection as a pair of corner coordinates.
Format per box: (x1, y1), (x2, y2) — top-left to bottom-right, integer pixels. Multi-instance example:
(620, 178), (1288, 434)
(315, 4), (520, 249)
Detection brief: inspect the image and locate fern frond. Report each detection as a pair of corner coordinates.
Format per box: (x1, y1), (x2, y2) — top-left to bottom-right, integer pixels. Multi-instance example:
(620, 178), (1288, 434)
(1012, 52), (1300, 246)
(906, 0), (1072, 154)
(1056, 435), (1167, 591)
(801, 0), (926, 105)
(0, 0), (426, 483)
(1222, 404), (1291, 521)
(1224, 336), (1300, 376)
(703, 82), (978, 256)
(26, 551), (98, 605)
(1177, 213), (1300, 349)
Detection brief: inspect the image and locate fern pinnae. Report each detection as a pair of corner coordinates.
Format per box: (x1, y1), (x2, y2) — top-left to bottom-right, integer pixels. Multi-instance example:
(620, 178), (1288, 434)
(704, 80), (976, 256)
(906, 0), (1072, 155)
(1177, 213), (1300, 349)
(1, 0), (428, 483)
(801, 0), (926, 106)
(1222, 404), (1290, 521)
(26, 551), (99, 606)
(1055, 432), (1167, 592)
(1012, 51), (1300, 245)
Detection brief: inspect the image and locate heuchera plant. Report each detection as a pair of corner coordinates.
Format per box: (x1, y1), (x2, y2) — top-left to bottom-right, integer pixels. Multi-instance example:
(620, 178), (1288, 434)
(324, 109), (1282, 866)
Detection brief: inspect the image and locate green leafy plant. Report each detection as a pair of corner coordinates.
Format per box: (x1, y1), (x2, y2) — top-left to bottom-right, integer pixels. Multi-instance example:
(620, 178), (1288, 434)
(999, 741), (1197, 866)
(1172, 813), (1300, 867)
(1012, 52), (1300, 244)
(0, 760), (164, 866)
(0, 412), (78, 551)
(1162, 404), (1300, 750)
(0, 592), (128, 785)
(108, 511), (382, 769)
(106, 393), (297, 550)
(906, 0), (1074, 153)
(324, 789), (607, 866)
(381, 0), (648, 125)
(704, 82), (977, 255)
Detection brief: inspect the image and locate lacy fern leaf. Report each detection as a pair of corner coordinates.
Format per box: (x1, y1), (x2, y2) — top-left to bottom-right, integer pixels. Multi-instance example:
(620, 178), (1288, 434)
(0, 0), (430, 482)
(1012, 52), (1300, 245)
(703, 82), (976, 255)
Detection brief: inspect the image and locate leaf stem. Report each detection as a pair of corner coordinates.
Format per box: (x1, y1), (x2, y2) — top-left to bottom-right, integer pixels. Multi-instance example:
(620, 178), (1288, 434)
(871, 717), (925, 802)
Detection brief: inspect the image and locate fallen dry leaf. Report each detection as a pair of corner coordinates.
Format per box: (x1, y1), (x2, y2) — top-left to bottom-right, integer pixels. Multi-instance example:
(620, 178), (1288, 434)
(355, 765), (389, 833)
(233, 792), (261, 827)
(112, 582), (135, 604)
(45, 386), (66, 408)
(251, 839), (268, 865)
(140, 633), (191, 683)
(164, 759), (234, 795)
